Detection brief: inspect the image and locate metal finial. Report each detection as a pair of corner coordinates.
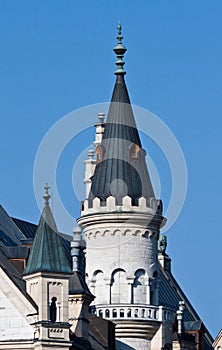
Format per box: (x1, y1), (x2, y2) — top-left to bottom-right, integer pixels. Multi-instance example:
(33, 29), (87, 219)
(117, 22), (123, 43)
(113, 22), (127, 75)
(43, 182), (51, 204)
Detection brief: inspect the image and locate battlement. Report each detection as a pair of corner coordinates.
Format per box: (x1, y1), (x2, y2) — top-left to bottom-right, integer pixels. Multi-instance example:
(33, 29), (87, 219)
(81, 195), (163, 216)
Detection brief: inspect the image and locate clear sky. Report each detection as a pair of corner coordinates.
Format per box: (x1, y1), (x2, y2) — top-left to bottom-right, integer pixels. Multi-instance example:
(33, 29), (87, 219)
(0, 0), (222, 338)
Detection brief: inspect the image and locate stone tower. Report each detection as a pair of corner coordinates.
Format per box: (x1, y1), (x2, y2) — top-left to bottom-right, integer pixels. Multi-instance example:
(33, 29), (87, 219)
(78, 24), (174, 350)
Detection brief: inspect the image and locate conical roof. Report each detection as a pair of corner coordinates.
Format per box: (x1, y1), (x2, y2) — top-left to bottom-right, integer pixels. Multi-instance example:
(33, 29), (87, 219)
(89, 24), (155, 205)
(69, 270), (92, 295)
(23, 185), (72, 275)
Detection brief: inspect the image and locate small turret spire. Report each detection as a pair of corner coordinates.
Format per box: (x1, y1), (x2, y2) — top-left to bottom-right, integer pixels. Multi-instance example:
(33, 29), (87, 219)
(23, 182), (71, 276)
(113, 22), (127, 75)
(43, 182), (51, 204)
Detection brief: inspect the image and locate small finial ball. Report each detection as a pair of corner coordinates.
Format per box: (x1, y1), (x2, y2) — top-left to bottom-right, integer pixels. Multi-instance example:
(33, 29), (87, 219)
(43, 182), (51, 203)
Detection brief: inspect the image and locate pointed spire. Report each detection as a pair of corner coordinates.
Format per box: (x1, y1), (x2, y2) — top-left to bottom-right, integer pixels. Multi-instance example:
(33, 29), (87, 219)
(23, 185), (71, 275)
(89, 25), (155, 205)
(113, 22), (127, 75)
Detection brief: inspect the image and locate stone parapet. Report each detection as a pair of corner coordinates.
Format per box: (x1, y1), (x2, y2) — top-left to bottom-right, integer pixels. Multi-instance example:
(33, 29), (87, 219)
(81, 195), (163, 216)
(92, 304), (174, 323)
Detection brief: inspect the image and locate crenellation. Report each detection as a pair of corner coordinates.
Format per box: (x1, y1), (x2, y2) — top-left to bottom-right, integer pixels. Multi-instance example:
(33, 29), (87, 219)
(81, 195), (162, 216)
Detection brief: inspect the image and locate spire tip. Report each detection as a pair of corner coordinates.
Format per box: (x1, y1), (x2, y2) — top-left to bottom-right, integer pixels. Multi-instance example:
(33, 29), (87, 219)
(43, 182), (51, 204)
(113, 22), (127, 75)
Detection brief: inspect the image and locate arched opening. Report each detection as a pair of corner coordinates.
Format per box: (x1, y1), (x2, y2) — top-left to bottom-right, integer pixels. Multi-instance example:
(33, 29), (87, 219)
(111, 269), (128, 304)
(93, 270), (107, 304)
(133, 269), (146, 304)
(112, 309), (117, 318)
(105, 309), (110, 318)
(134, 308), (138, 318)
(98, 310), (103, 318)
(127, 308), (131, 317)
(141, 308), (145, 318)
(49, 297), (57, 322)
(120, 309), (124, 318)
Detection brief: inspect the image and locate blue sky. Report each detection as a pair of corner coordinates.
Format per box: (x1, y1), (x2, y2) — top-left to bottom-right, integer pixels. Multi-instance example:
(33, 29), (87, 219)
(0, 0), (222, 338)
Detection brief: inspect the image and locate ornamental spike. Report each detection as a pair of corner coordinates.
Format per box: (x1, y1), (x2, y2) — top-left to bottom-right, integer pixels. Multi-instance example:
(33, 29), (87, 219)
(113, 22), (127, 75)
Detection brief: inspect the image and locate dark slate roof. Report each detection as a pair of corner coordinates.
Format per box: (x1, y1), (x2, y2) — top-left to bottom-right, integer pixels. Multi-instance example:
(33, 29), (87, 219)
(11, 217), (37, 239)
(69, 270), (92, 296)
(0, 246), (30, 259)
(0, 248), (38, 311)
(0, 205), (26, 247)
(89, 73), (155, 205)
(159, 264), (213, 349)
(104, 74), (141, 146)
(23, 203), (72, 275)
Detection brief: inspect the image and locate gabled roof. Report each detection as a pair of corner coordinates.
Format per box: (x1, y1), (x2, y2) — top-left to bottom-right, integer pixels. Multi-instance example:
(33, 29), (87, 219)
(23, 200), (72, 275)
(12, 217), (37, 239)
(0, 205), (27, 247)
(0, 245), (30, 259)
(0, 248), (37, 310)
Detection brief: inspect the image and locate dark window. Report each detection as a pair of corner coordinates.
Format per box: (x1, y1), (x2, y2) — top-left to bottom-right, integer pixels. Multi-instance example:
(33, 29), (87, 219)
(50, 297), (57, 322)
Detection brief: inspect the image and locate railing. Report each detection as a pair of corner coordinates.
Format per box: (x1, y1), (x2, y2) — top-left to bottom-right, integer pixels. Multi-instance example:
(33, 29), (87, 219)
(91, 304), (174, 323)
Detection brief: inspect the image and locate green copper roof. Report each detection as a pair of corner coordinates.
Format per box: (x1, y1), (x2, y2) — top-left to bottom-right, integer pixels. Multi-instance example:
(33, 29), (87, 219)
(23, 185), (72, 275)
(89, 25), (155, 205)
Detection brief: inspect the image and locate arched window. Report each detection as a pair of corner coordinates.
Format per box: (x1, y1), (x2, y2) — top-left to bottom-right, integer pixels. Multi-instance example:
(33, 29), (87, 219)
(133, 269), (146, 304)
(111, 269), (128, 304)
(93, 270), (107, 304)
(50, 297), (57, 322)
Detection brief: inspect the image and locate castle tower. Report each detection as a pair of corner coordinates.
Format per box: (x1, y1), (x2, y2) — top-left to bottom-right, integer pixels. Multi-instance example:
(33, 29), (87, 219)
(78, 24), (174, 350)
(23, 184), (72, 350)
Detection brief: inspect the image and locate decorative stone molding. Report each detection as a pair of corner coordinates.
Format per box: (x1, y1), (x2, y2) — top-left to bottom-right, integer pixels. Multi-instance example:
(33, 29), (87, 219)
(48, 328), (64, 339)
(84, 228), (159, 239)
